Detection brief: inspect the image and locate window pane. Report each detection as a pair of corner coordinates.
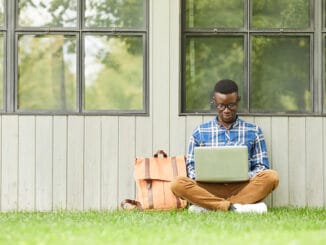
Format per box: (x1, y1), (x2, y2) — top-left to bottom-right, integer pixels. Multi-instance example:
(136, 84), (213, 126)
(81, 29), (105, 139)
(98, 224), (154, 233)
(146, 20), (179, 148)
(85, 0), (145, 28)
(185, 0), (244, 28)
(325, 0), (326, 29)
(252, 0), (310, 28)
(325, 36), (326, 112)
(184, 36), (244, 112)
(0, 34), (3, 109)
(18, 35), (77, 111)
(0, 0), (4, 27)
(18, 0), (77, 27)
(251, 36), (311, 112)
(84, 35), (144, 110)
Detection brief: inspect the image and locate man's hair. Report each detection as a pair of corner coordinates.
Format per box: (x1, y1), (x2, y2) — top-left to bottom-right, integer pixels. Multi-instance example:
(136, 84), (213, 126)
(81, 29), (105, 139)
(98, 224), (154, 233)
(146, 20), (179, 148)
(214, 79), (238, 94)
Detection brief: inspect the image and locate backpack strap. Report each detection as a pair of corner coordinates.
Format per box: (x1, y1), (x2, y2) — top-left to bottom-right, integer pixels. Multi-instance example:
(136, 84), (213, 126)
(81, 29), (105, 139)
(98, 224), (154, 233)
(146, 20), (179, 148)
(120, 199), (143, 211)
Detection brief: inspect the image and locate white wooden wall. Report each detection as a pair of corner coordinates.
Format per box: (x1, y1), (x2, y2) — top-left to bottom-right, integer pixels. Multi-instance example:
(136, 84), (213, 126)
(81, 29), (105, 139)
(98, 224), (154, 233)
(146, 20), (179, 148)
(0, 0), (325, 211)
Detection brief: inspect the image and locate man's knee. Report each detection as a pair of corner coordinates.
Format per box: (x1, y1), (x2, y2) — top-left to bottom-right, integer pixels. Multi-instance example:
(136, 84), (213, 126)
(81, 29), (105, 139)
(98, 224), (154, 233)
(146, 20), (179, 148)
(170, 176), (194, 196)
(255, 169), (279, 190)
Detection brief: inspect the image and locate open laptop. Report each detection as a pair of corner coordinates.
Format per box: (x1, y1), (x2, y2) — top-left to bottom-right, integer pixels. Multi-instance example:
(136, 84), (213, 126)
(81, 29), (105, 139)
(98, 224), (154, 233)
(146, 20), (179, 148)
(194, 146), (249, 182)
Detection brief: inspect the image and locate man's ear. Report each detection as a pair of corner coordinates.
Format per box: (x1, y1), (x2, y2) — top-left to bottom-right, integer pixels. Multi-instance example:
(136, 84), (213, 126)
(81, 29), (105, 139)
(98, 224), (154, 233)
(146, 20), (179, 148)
(237, 96), (241, 102)
(211, 96), (216, 105)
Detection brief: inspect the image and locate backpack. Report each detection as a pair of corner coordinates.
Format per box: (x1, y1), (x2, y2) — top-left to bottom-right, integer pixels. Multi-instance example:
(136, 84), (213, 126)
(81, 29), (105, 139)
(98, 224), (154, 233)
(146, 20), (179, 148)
(121, 150), (187, 210)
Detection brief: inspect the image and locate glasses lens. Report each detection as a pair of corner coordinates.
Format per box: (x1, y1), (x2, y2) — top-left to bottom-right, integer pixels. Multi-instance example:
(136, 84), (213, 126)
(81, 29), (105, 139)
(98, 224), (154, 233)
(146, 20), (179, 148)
(228, 103), (237, 110)
(216, 104), (226, 110)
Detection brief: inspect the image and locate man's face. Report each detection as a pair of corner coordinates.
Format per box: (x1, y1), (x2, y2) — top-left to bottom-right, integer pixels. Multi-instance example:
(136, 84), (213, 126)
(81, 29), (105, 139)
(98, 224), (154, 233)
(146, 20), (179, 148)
(213, 92), (239, 125)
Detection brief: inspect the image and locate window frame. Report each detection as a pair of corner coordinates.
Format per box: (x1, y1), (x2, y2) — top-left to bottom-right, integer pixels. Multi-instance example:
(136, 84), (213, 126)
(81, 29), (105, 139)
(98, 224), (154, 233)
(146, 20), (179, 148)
(0, 0), (7, 112)
(180, 0), (322, 116)
(323, 0), (326, 113)
(2, 0), (149, 115)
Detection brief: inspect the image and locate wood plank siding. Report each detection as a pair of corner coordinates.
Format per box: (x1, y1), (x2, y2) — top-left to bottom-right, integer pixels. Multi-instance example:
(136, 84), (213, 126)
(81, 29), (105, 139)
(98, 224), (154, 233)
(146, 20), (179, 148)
(0, 0), (325, 211)
(1, 114), (326, 211)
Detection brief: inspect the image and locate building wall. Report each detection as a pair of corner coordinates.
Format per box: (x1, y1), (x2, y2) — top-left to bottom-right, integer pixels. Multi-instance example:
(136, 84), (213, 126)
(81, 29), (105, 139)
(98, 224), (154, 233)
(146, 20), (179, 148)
(0, 0), (325, 211)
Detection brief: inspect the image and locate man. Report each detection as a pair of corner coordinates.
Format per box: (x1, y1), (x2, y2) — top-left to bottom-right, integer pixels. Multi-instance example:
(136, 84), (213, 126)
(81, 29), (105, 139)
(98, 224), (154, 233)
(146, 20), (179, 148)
(171, 79), (279, 213)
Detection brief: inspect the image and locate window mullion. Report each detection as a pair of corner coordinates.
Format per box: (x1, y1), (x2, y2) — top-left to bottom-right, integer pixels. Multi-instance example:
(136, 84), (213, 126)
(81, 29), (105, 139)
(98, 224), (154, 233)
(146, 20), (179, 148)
(78, 0), (83, 113)
(314, 0), (322, 113)
(6, 0), (16, 112)
(245, 0), (250, 113)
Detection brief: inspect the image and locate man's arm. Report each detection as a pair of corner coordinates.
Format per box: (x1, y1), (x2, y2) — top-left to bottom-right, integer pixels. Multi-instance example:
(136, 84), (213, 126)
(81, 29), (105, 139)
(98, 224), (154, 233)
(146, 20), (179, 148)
(248, 126), (270, 178)
(186, 127), (202, 180)
(186, 134), (196, 179)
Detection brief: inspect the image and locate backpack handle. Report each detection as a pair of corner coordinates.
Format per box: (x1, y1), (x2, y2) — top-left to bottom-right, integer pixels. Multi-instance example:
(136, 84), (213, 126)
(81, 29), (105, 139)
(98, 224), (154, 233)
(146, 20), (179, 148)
(153, 150), (168, 158)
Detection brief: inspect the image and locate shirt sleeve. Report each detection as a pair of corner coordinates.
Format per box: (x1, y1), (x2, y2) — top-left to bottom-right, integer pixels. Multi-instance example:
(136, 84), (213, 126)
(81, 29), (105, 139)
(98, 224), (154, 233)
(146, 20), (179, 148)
(248, 164), (267, 178)
(186, 128), (199, 179)
(249, 126), (270, 177)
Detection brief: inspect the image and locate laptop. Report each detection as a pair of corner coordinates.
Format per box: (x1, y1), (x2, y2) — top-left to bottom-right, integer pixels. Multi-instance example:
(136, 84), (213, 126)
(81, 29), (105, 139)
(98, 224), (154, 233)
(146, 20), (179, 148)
(194, 146), (249, 182)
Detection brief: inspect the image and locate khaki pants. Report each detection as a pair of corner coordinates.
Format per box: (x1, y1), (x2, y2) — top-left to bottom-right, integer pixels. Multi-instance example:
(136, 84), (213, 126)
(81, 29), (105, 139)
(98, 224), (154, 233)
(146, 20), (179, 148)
(170, 169), (279, 211)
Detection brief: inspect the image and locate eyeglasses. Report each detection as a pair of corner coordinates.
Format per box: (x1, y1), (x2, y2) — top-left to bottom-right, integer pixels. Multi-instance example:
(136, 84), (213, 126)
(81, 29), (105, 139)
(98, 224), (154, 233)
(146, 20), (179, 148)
(215, 102), (238, 111)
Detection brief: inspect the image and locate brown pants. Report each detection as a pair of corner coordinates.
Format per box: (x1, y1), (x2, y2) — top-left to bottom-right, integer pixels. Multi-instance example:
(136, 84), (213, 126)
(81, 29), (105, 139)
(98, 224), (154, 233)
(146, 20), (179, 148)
(170, 169), (279, 211)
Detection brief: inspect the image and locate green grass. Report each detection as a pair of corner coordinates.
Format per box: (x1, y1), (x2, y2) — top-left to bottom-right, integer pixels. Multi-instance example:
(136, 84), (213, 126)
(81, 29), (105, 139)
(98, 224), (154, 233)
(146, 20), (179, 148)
(0, 208), (325, 245)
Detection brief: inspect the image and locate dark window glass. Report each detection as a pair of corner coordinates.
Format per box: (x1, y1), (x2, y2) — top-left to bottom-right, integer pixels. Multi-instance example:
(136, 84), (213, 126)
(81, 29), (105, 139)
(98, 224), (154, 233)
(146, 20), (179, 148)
(251, 36), (311, 112)
(18, 0), (78, 27)
(85, 0), (145, 28)
(18, 35), (77, 111)
(0, 0), (4, 27)
(0, 34), (3, 109)
(184, 36), (244, 112)
(252, 0), (310, 29)
(324, 36), (326, 112)
(185, 0), (244, 28)
(84, 35), (144, 110)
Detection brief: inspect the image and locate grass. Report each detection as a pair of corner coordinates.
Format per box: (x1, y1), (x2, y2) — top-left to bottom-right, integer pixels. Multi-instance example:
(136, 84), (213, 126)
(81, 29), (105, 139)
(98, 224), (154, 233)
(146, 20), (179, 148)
(0, 208), (325, 245)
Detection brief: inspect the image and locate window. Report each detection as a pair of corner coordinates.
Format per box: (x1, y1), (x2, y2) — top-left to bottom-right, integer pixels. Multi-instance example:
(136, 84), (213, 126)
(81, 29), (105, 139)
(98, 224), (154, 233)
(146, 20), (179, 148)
(2, 0), (148, 114)
(181, 0), (321, 114)
(324, 0), (326, 112)
(0, 0), (4, 110)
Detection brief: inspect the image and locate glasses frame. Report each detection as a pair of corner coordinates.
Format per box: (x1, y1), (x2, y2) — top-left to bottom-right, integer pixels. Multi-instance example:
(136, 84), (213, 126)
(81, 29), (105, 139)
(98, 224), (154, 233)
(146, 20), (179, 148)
(215, 101), (239, 111)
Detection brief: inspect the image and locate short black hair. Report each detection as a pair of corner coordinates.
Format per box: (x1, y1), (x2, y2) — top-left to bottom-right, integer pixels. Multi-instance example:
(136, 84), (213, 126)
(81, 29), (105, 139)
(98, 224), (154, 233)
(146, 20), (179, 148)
(214, 79), (238, 94)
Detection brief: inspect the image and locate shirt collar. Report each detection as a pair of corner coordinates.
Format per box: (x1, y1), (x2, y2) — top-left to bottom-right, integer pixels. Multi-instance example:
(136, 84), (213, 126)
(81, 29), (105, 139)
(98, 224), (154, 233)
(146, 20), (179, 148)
(214, 115), (240, 129)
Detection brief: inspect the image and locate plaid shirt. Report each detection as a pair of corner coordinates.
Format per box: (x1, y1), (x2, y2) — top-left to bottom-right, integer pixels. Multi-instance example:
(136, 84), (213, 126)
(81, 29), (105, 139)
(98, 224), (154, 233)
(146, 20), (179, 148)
(187, 116), (270, 180)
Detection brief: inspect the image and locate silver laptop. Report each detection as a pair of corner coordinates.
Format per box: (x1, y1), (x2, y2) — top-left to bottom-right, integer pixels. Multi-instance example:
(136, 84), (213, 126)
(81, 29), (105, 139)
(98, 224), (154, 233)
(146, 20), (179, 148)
(194, 146), (249, 182)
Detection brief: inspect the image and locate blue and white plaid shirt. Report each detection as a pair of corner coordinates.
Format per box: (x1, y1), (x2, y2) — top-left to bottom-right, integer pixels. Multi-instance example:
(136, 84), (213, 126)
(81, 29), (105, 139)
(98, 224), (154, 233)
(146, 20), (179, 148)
(187, 116), (270, 180)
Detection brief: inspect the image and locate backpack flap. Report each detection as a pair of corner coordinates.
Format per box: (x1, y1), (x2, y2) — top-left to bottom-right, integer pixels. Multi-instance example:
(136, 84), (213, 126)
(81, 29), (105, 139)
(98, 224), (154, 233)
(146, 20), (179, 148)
(134, 155), (186, 181)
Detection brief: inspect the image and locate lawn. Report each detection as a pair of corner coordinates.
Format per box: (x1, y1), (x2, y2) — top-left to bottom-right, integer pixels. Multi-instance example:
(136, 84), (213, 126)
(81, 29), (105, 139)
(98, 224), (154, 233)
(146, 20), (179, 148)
(0, 208), (325, 245)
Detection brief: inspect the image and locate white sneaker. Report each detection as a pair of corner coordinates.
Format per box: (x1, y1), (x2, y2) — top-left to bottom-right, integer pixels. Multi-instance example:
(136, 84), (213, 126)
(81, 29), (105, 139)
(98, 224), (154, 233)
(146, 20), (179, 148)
(232, 202), (267, 214)
(188, 205), (209, 213)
